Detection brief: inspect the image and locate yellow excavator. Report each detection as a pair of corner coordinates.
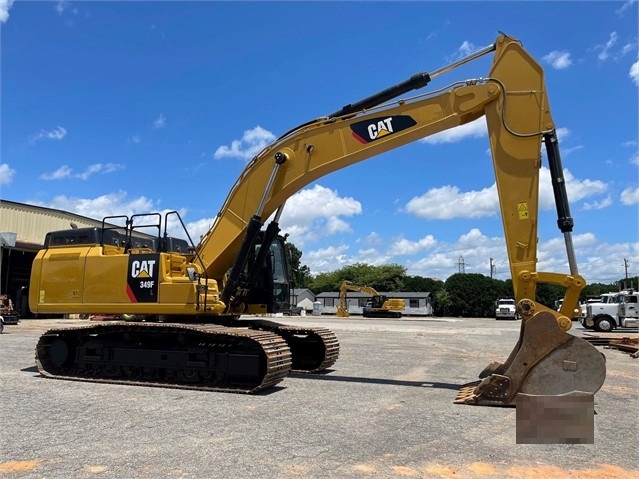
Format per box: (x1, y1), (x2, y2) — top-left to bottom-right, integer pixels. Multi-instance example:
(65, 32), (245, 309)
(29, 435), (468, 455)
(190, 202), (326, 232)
(29, 33), (606, 405)
(337, 281), (405, 318)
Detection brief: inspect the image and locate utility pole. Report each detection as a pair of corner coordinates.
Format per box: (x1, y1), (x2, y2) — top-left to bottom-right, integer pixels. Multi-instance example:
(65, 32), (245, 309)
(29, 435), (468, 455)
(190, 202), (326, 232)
(490, 257), (495, 279)
(624, 258), (629, 279)
(458, 255), (465, 274)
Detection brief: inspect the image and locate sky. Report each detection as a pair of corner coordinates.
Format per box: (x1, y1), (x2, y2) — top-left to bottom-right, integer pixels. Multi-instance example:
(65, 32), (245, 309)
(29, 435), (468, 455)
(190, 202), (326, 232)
(1, 0), (638, 285)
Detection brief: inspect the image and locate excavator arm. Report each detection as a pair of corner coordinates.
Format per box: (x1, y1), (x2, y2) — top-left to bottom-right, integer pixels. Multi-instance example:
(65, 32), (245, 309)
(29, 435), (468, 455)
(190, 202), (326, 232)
(200, 36), (571, 308)
(196, 34), (605, 404)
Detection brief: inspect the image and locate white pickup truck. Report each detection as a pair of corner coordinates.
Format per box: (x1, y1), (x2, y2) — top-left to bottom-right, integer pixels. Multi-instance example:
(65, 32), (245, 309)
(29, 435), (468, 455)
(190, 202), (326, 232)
(495, 298), (518, 320)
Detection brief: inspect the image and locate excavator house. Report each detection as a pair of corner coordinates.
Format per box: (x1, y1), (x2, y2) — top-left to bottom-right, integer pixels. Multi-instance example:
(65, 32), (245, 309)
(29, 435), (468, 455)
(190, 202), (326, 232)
(29, 33), (606, 406)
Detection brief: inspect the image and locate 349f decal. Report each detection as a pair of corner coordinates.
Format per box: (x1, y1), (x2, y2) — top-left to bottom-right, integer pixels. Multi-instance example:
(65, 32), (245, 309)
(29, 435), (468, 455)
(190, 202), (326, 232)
(351, 115), (417, 144)
(127, 254), (159, 302)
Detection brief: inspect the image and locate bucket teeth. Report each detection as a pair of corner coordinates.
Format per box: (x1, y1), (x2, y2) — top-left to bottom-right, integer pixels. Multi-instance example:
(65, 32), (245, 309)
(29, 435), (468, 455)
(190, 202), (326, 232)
(454, 381), (481, 404)
(454, 375), (513, 406)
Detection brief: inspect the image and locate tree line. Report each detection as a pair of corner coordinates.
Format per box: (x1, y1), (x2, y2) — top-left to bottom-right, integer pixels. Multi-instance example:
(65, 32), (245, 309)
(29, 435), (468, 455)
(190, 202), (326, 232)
(285, 244), (637, 318)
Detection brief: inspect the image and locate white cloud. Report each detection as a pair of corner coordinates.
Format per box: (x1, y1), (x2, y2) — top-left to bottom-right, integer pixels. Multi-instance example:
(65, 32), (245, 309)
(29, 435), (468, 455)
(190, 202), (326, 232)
(555, 127), (571, 142)
(36, 191), (156, 220)
(538, 234), (639, 285)
(425, 20), (449, 41)
(405, 184), (497, 220)
(543, 50), (573, 70)
(325, 216), (352, 235)
(153, 113), (166, 129)
(406, 253), (458, 278)
(405, 228), (507, 280)
(39, 163), (125, 181)
(129, 135), (141, 144)
(214, 126), (276, 161)
(302, 244), (352, 272)
(630, 152), (639, 165)
(30, 126), (67, 143)
(40, 165), (73, 180)
(0, 0), (14, 23)
(620, 187), (639, 205)
(630, 60), (639, 86)
(358, 232), (383, 247)
(388, 235), (437, 256)
(596, 32), (618, 61)
(540, 167), (607, 208)
(593, 32), (635, 63)
(419, 117), (487, 145)
(582, 195), (613, 210)
(620, 42), (636, 57)
(278, 184), (362, 245)
(0, 163), (15, 185)
(562, 145), (584, 156)
(446, 40), (477, 62)
(55, 1), (70, 15)
(616, 0), (637, 16)
(404, 167), (607, 220)
(182, 217), (215, 242)
(298, 222), (639, 284)
(77, 163), (125, 180)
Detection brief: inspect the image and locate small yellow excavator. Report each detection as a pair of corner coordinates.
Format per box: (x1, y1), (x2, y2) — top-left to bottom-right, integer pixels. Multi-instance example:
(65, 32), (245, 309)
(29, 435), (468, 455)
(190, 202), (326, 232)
(336, 281), (405, 318)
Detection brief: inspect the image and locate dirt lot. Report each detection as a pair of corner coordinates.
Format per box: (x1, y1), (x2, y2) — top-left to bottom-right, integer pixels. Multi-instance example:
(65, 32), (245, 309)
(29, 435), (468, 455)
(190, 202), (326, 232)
(1, 316), (637, 478)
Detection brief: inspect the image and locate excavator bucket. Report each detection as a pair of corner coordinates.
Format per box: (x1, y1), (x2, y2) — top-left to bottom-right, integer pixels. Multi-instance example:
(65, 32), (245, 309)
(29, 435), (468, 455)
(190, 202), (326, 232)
(455, 311), (606, 406)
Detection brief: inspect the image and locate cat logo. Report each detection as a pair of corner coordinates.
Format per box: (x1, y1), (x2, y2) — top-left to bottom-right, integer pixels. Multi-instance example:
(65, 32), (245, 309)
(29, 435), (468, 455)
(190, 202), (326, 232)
(131, 259), (156, 278)
(127, 254), (160, 303)
(368, 117), (395, 140)
(351, 115), (417, 144)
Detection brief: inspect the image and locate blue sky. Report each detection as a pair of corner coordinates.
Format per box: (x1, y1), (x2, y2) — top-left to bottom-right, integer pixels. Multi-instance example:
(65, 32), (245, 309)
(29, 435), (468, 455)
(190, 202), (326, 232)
(1, 1), (638, 284)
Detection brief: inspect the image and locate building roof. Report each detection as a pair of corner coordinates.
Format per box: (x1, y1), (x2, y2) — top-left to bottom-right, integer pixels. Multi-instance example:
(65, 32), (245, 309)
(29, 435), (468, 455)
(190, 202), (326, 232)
(316, 291), (430, 298)
(292, 288), (314, 295)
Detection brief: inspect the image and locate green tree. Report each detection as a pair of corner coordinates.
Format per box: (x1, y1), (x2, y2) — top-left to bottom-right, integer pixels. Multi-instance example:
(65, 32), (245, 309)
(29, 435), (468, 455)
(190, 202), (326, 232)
(445, 273), (505, 317)
(404, 275), (444, 294)
(309, 270), (342, 294)
(309, 263), (407, 293)
(535, 283), (567, 309)
(285, 243), (312, 289)
(434, 288), (452, 316)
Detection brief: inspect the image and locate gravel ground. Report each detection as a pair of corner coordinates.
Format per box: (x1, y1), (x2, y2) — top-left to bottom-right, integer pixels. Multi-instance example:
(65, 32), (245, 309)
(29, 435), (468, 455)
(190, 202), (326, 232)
(1, 316), (637, 479)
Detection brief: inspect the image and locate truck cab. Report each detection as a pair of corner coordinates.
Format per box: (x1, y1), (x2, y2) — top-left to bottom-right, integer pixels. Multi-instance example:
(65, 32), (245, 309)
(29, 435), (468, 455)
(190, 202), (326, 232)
(495, 298), (518, 320)
(583, 290), (639, 332)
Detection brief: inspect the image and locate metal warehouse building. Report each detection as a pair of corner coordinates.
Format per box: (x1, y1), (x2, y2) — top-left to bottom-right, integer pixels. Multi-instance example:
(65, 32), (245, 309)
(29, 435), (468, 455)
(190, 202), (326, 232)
(0, 199), (110, 317)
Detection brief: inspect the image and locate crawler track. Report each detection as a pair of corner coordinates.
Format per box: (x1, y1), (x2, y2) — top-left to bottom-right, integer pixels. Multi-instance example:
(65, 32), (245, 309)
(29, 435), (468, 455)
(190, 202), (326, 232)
(35, 322), (292, 393)
(244, 320), (340, 372)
